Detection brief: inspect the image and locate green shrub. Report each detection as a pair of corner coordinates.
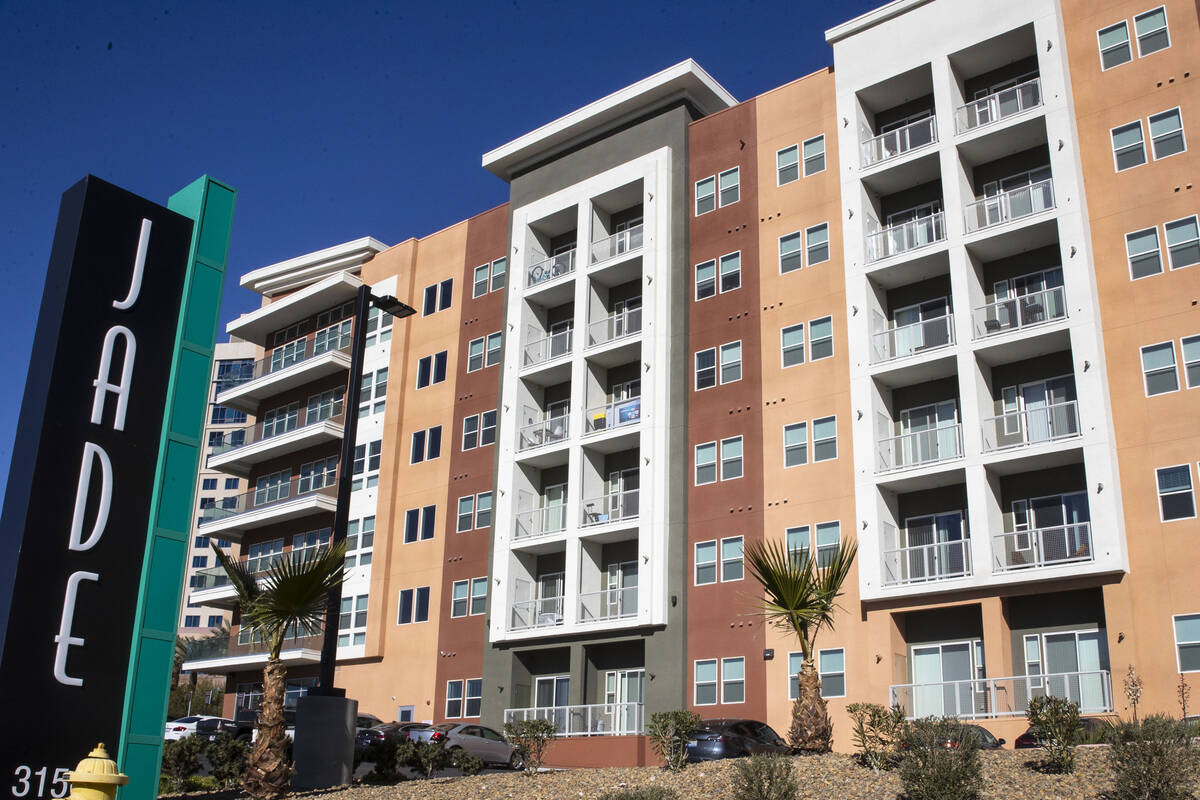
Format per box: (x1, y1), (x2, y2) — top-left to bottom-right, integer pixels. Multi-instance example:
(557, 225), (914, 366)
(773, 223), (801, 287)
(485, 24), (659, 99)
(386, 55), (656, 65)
(203, 732), (247, 788)
(159, 736), (204, 793)
(360, 739), (410, 782)
(1107, 714), (1200, 800)
(1026, 695), (1081, 773)
(182, 775), (219, 792)
(503, 718), (558, 773)
(898, 718), (982, 800)
(646, 710), (702, 772)
(409, 740), (449, 778)
(730, 753), (800, 800)
(595, 787), (680, 800)
(451, 748), (485, 776)
(846, 702), (906, 771)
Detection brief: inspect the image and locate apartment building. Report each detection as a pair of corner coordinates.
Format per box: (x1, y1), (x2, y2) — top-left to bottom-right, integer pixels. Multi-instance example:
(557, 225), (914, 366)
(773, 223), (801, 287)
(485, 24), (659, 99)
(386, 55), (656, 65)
(180, 0), (1199, 762)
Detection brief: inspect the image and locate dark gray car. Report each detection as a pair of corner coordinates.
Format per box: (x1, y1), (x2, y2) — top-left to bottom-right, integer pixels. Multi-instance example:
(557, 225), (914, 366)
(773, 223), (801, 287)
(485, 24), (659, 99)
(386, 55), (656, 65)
(409, 723), (523, 769)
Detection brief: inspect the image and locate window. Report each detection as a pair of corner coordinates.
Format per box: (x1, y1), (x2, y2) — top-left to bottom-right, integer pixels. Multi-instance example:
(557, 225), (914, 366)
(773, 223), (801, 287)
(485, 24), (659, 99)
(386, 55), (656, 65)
(467, 337), (485, 372)
(719, 167), (740, 207)
(803, 135), (826, 176)
(463, 415), (479, 451)
(694, 659), (718, 704)
(1142, 341), (1179, 395)
(359, 367), (388, 417)
(1182, 335), (1200, 388)
(720, 341), (742, 384)
(695, 348), (716, 390)
(451, 580), (470, 617)
(1166, 216), (1200, 269)
(446, 680), (462, 717)
(337, 594), (368, 647)
(809, 316), (833, 360)
(815, 521), (841, 567)
(262, 401), (299, 438)
(1112, 121), (1147, 171)
(777, 145), (799, 185)
(364, 305), (392, 347)
(719, 251), (741, 292)
(818, 648), (846, 698)
(1149, 108), (1186, 159)
(1098, 20), (1132, 69)
(200, 478), (217, 491)
(695, 176), (716, 215)
(695, 259), (716, 300)
(721, 536), (744, 581)
(812, 416), (838, 461)
(787, 526), (810, 563)
(207, 615), (223, 627)
(210, 405), (247, 425)
(473, 264), (490, 298)
(292, 527), (331, 561)
(464, 678), (483, 717)
(784, 422), (808, 467)
(194, 535), (209, 548)
(779, 231), (804, 273)
(214, 358), (254, 392)
(299, 455), (338, 492)
(788, 652), (804, 700)
(1157, 464), (1195, 521)
(403, 505), (437, 543)
(781, 324), (805, 367)
(410, 426), (442, 463)
(397, 587), (430, 625)
(307, 388), (345, 424)
(490, 257), (507, 291)
(485, 332), (503, 367)
(1175, 614), (1200, 672)
(470, 578), (488, 615)
(351, 441), (380, 490)
(184, 615), (200, 627)
(722, 657), (746, 703)
(422, 278), (452, 315)
(695, 541), (717, 585)
(457, 495), (475, 533)
(475, 491), (492, 528)
(721, 436), (744, 480)
(224, 478), (239, 490)
(416, 351), (449, 388)
(1135, 6), (1170, 56)
(191, 555), (207, 568)
(345, 516), (374, 568)
(1126, 227), (1163, 279)
(695, 442), (717, 485)
(806, 223), (830, 265)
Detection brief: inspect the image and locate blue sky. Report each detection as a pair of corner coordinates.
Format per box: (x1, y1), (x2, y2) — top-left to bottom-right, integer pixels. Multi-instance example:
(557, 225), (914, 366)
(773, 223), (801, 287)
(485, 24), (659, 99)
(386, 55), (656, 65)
(0, 0), (878, 496)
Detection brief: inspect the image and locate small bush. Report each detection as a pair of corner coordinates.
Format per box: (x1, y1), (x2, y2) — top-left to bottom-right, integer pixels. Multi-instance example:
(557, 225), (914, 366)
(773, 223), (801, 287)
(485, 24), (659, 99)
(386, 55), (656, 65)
(203, 732), (247, 788)
(646, 710), (702, 772)
(160, 736), (204, 792)
(1107, 714), (1200, 800)
(730, 753), (800, 800)
(1026, 695), (1081, 773)
(847, 702), (906, 771)
(898, 718), (982, 800)
(361, 739), (409, 782)
(451, 748), (485, 776)
(595, 787), (680, 800)
(409, 740), (449, 778)
(503, 718), (557, 773)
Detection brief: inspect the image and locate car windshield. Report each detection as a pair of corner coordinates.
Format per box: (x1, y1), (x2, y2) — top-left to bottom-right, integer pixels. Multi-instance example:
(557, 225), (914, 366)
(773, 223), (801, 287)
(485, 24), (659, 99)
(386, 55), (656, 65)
(173, 717), (200, 724)
(972, 727), (996, 745)
(432, 723), (456, 732)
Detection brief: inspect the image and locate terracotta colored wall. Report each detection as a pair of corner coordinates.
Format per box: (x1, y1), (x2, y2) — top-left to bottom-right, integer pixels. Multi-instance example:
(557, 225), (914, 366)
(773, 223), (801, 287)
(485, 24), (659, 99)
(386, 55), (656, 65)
(541, 735), (658, 768)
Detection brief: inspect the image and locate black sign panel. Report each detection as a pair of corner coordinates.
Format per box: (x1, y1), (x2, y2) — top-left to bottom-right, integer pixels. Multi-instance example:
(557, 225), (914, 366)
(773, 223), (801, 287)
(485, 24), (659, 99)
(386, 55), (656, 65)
(0, 176), (193, 792)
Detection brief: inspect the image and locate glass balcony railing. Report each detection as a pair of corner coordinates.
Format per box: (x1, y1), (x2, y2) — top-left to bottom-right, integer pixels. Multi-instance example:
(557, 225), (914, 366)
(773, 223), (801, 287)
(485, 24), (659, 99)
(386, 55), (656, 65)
(578, 587), (637, 623)
(586, 306), (642, 348)
(590, 225), (643, 264)
(519, 414), (570, 450)
(581, 490), (639, 527)
(523, 329), (573, 368)
(881, 535), (972, 586)
(219, 334), (351, 394)
(182, 623), (323, 662)
(973, 286), (1066, 338)
(210, 411), (345, 458)
(190, 547), (335, 592)
(876, 423), (963, 473)
(509, 597), (564, 631)
(865, 212), (946, 263)
(198, 475), (337, 527)
(503, 702), (644, 736)
(870, 314), (954, 364)
(980, 400), (1080, 452)
(583, 397), (642, 435)
(955, 77), (1042, 134)
(526, 249), (576, 288)
(992, 522), (1093, 572)
(890, 670), (1112, 720)
(513, 506), (567, 540)
(964, 179), (1055, 233)
(861, 116), (938, 167)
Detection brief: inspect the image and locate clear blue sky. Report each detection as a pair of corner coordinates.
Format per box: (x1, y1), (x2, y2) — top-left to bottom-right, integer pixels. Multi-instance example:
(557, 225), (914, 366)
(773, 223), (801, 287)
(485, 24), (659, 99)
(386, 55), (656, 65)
(0, 0), (877, 497)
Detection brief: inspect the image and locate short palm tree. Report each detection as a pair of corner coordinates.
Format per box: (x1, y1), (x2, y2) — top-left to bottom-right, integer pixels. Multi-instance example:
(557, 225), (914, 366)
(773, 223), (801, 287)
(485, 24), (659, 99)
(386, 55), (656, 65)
(212, 541), (347, 800)
(744, 538), (857, 752)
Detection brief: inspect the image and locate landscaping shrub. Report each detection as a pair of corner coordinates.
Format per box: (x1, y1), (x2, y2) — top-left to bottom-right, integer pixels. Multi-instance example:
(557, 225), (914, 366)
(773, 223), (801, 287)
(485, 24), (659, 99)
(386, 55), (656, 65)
(360, 739), (410, 782)
(504, 718), (557, 773)
(159, 736), (204, 793)
(730, 753), (800, 800)
(846, 702), (906, 771)
(451, 748), (485, 776)
(1026, 695), (1081, 773)
(204, 732), (248, 788)
(595, 787), (680, 800)
(897, 718), (982, 800)
(409, 740), (449, 778)
(646, 710), (702, 772)
(1107, 714), (1200, 800)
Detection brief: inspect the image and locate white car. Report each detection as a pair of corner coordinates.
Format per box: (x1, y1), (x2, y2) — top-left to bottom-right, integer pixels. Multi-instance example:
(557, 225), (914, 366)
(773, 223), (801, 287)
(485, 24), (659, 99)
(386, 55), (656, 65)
(164, 715), (226, 741)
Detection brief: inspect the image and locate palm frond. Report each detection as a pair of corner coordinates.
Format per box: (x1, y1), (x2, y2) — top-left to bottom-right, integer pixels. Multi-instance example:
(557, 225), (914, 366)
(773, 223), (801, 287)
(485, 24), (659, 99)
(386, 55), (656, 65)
(212, 542), (260, 605)
(242, 541), (348, 641)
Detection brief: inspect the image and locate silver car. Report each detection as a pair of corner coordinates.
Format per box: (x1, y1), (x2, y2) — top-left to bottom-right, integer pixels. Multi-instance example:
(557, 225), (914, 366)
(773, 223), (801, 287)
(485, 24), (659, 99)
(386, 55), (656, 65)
(410, 723), (523, 769)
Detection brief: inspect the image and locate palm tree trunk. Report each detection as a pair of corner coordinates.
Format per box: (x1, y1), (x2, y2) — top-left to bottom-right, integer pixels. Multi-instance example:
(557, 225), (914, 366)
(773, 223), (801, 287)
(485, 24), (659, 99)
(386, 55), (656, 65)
(242, 655), (292, 800)
(788, 659), (833, 753)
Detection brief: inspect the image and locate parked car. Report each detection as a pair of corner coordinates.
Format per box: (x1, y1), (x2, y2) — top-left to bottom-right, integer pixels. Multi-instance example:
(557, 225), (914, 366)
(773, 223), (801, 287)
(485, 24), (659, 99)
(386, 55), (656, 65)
(355, 722), (430, 750)
(409, 723), (523, 769)
(686, 719), (791, 761)
(164, 715), (228, 741)
(195, 717), (239, 741)
(938, 724), (1004, 749)
(1014, 716), (1110, 748)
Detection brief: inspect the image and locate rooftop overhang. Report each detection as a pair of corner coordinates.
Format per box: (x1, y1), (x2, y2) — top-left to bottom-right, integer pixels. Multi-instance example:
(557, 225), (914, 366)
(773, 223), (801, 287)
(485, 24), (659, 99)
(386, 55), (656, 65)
(226, 271), (363, 344)
(825, 0), (935, 44)
(481, 59), (737, 182)
(239, 236), (389, 299)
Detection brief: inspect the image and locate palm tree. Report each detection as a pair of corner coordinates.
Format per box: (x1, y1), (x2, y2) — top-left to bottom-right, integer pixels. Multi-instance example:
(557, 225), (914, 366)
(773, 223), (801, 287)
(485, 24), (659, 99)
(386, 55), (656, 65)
(212, 541), (347, 800)
(744, 538), (857, 752)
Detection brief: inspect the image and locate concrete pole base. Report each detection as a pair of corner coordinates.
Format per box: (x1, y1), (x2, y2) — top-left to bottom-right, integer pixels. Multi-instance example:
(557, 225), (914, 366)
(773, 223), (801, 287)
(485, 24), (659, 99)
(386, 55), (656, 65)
(291, 694), (357, 789)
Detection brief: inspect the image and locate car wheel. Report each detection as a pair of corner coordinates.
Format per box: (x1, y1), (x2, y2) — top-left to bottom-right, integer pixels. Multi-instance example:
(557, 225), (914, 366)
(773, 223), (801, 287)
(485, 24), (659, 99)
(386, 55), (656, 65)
(508, 752), (525, 771)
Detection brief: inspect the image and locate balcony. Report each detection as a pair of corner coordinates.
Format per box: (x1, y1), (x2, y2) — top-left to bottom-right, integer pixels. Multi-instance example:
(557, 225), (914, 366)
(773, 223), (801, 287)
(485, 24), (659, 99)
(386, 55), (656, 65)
(503, 702), (643, 737)
(179, 626), (324, 674)
(581, 490), (639, 528)
(876, 423), (963, 473)
(513, 507), (566, 541)
(510, 597), (564, 631)
(584, 398), (642, 436)
(578, 587), (638, 624)
(519, 415), (570, 451)
(861, 117), (938, 168)
(889, 670), (1113, 720)
(882, 534), (972, 586)
(972, 286), (1065, 339)
(866, 213), (946, 264)
(197, 477), (337, 540)
(207, 412), (345, 475)
(955, 77), (1042, 134)
(590, 225), (643, 265)
(215, 339), (351, 414)
(526, 249), (576, 289)
(980, 401), (1080, 452)
(523, 329), (573, 370)
(587, 306), (642, 349)
(871, 315), (955, 365)
(992, 522), (1093, 572)
(964, 179), (1054, 233)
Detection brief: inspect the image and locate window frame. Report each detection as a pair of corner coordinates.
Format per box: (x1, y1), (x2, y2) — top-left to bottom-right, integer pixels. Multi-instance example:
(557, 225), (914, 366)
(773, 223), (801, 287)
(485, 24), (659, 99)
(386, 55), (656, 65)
(812, 416), (838, 462)
(805, 222), (830, 266)
(779, 230), (804, 274)
(694, 347), (717, 390)
(1097, 19), (1133, 71)
(1134, 6), (1171, 58)
(450, 579), (470, 618)
(721, 656), (746, 704)
(720, 340), (742, 384)
(695, 441), (718, 486)
(802, 134), (826, 177)
(783, 421), (808, 468)
(490, 257), (507, 292)
(695, 175), (716, 216)
(1157, 464), (1196, 522)
(1126, 226), (1164, 280)
(1142, 340), (1180, 396)
(1174, 612), (1200, 673)
(720, 435), (744, 481)
(719, 251), (742, 293)
(467, 336), (485, 373)
(1182, 334), (1200, 389)
(1148, 107), (1186, 160)
(718, 167), (740, 207)
(485, 331), (503, 367)
(456, 495), (475, 533)
(776, 144), (799, 186)
(818, 648), (846, 698)
(720, 535), (744, 582)
(694, 658), (718, 705)
(445, 679), (464, 718)
(809, 316), (834, 361)
(781, 323), (805, 368)
(472, 264), (490, 298)
(695, 259), (717, 300)
(1111, 120), (1147, 172)
(1165, 215), (1200, 270)
(475, 491), (493, 529)
(694, 540), (717, 586)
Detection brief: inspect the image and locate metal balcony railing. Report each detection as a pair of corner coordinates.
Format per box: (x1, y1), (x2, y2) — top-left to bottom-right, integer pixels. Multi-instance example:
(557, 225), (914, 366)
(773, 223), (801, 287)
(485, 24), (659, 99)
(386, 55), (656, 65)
(191, 547), (337, 592)
(587, 307), (642, 348)
(992, 522), (1093, 572)
(519, 415), (570, 451)
(870, 314), (955, 364)
(890, 670), (1113, 720)
(972, 286), (1066, 338)
(503, 702), (644, 736)
(183, 624), (323, 662)
(526, 249), (576, 287)
(590, 225), (643, 264)
(964, 179), (1055, 233)
(509, 597), (564, 631)
(523, 329), (573, 368)
(955, 77), (1043, 134)
(220, 336), (351, 393)
(865, 212), (946, 263)
(512, 506), (567, 540)
(198, 475), (337, 527)
(861, 116), (938, 167)
(581, 490), (639, 527)
(578, 587), (638, 623)
(876, 423), (963, 473)
(882, 537), (972, 586)
(210, 411), (345, 458)
(583, 398), (642, 435)
(980, 400), (1080, 452)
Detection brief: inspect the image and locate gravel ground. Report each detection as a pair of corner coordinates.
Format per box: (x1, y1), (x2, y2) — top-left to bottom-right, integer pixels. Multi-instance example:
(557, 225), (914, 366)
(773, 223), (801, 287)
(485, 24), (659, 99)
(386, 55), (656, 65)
(170, 747), (1200, 800)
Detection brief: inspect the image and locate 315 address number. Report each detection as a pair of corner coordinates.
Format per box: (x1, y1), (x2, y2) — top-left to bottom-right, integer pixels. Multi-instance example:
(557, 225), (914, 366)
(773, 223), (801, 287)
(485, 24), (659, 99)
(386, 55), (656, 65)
(11, 766), (70, 798)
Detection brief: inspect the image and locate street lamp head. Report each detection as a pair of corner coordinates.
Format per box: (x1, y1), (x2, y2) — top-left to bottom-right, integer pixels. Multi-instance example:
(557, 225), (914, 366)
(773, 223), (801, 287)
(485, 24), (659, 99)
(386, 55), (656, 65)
(372, 294), (416, 319)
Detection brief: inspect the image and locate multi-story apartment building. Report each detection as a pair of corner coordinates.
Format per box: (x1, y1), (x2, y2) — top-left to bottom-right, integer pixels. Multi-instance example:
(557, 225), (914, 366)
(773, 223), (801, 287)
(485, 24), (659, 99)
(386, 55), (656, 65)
(181, 0), (1199, 764)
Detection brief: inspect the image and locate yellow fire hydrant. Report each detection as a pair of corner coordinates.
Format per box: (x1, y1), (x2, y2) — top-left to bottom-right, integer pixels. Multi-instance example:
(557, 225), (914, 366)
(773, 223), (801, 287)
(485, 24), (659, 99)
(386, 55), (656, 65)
(67, 744), (129, 800)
